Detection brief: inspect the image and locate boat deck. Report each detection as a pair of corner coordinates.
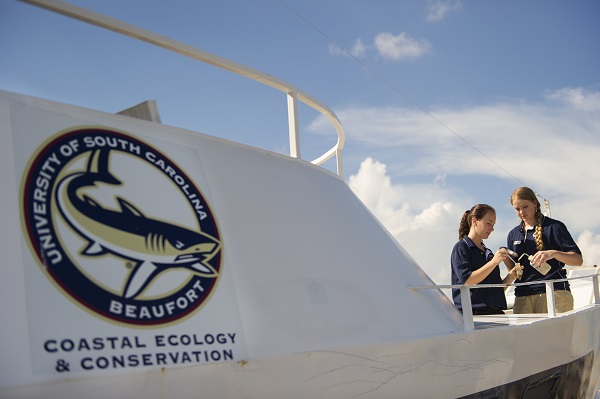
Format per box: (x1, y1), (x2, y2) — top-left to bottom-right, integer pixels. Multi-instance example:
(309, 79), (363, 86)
(473, 305), (596, 330)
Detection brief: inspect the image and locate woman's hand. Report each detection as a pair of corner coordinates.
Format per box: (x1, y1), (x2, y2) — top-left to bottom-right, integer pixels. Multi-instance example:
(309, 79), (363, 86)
(510, 264), (523, 279)
(530, 250), (553, 267)
(492, 248), (509, 265)
(503, 262), (523, 288)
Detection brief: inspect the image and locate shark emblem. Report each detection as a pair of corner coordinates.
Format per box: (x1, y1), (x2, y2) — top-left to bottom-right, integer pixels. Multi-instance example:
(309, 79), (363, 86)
(55, 149), (220, 299)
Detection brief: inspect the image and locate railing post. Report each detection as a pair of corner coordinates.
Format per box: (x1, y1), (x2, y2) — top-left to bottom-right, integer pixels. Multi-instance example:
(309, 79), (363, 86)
(336, 147), (344, 178)
(287, 91), (300, 159)
(460, 286), (474, 331)
(593, 274), (600, 305)
(545, 282), (556, 317)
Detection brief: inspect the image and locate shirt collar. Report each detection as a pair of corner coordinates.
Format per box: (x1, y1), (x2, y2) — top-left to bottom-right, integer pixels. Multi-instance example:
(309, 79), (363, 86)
(462, 236), (485, 250)
(519, 215), (546, 233)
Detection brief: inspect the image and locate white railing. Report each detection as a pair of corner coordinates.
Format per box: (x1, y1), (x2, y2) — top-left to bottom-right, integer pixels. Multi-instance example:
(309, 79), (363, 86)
(19, 0), (345, 177)
(412, 271), (600, 331)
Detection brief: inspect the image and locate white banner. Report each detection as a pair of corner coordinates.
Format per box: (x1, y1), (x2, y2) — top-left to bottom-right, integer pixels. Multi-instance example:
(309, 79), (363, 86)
(10, 96), (246, 380)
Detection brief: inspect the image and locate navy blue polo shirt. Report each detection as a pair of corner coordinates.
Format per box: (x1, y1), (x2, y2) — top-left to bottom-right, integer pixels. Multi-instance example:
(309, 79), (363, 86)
(451, 237), (507, 311)
(506, 216), (581, 296)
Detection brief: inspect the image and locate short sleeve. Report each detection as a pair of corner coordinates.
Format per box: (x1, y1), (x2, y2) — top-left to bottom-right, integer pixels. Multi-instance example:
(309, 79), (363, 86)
(451, 241), (473, 284)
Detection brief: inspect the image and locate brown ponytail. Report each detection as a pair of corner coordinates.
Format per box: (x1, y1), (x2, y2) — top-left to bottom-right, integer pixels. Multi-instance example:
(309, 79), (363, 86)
(458, 210), (471, 240)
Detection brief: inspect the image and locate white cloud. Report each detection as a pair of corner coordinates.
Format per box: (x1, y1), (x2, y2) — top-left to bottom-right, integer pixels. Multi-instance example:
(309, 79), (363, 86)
(577, 230), (600, 267)
(545, 87), (600, 112)
(374, 32), (431, 61)
(333, 99), (600, 204)
(310, 87), (600, 283)
(328, 40), (368, 58)
(426, 0), (462, 22)
(349, 39), (368, 58)
(328, 43), (346, 57)
(348, 157), (462, 282)
(329, 33), (430, 62)
(348, 157), (412, 235)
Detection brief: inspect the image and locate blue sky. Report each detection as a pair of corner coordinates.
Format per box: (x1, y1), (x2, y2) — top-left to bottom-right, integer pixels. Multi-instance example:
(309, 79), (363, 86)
(2, 0), (599, 282)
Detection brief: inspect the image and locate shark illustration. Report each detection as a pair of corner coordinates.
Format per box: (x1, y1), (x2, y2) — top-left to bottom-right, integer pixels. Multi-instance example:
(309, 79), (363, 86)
(55, 149), (220, 299)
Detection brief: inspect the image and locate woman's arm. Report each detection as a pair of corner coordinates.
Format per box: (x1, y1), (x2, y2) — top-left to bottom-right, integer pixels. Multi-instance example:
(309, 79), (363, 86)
(464, 249), (508, 285)
(502, 264), (521, 289)
(531, 250), (583, 267)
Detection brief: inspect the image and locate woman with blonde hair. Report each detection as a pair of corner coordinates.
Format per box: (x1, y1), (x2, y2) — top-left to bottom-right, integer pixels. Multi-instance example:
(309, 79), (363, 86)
(506, 187), (583, 313)
(451, 204), (517, 315)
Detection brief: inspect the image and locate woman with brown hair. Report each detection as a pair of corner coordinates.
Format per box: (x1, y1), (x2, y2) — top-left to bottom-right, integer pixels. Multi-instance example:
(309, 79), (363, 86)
(506, 187), (583, 313)
(451, 204), (517, 315)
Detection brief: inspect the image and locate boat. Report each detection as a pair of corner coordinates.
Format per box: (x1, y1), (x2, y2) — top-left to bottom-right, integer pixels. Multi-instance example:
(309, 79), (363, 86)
(2, 1), (600, 398)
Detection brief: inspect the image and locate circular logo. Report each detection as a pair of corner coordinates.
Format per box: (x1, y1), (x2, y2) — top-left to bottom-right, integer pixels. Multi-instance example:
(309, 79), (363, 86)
(21, 128), (222, 325)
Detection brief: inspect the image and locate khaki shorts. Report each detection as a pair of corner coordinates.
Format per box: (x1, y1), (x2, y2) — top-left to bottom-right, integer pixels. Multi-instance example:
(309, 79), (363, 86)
(513, 290), (574, 314)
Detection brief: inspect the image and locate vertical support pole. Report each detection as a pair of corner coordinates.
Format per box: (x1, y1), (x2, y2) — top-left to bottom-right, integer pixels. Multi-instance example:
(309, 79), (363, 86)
(460, 286), (474, 331)
(545, 282), (556, 317)
(592, 274), (600, 305)
(287, 91), (300, 159)
(336, 147), (344, 177)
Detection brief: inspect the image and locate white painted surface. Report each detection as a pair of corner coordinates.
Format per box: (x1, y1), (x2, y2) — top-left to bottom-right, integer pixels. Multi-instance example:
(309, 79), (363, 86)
(2, 307), (599, 398)
(0, 91), (465, 391)
(2, 91), (599, 398)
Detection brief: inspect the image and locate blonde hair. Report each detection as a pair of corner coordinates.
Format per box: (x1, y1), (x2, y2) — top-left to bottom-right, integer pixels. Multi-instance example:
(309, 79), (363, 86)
(510, 187), (544, 251)
(458, 204), (495, 240)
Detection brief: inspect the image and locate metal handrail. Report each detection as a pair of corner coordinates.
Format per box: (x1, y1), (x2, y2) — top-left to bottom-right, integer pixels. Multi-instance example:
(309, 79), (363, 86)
(412, 272), (600, 331)
(19, 0), (345, 177)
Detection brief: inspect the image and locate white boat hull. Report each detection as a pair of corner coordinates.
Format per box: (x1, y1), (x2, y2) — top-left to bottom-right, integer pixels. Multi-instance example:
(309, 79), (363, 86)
(2, 307), (599, 398)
